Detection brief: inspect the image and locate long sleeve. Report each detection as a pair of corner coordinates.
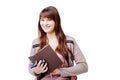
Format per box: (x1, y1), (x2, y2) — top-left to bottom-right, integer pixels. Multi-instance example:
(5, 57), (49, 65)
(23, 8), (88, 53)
(28, 38), (40, 76)
(59, 36), (88, 77)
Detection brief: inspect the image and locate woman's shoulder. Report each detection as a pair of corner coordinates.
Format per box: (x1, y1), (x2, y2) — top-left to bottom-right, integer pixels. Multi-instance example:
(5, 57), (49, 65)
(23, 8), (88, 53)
(66, 35), (75, 41)
(32, 37), (40, 45)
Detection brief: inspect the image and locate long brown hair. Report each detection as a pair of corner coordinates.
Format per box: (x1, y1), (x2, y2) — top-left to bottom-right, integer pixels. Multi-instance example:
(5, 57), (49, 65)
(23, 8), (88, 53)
(38, 6), (73, 61)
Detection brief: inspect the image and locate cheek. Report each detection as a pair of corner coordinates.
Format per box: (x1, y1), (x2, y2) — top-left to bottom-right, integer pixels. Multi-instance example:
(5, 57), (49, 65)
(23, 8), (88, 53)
(40, 21), (43, 26)
(51, 24), (55, 30)
(51, 22), (55, 27)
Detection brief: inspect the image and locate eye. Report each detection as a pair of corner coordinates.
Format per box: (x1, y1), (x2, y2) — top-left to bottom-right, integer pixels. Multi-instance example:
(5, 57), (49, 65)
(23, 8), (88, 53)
(40, 19), (44, 21)
(47, 18), (52, 21)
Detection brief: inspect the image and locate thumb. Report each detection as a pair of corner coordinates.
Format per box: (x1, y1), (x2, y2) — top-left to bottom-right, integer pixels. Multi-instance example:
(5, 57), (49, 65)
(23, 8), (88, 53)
(34, 60), (37, 65)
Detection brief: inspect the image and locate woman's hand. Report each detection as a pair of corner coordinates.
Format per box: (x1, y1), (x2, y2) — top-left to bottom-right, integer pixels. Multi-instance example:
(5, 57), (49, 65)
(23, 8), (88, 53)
(51, 69), (60, 75)
(33, 60), (48, 74)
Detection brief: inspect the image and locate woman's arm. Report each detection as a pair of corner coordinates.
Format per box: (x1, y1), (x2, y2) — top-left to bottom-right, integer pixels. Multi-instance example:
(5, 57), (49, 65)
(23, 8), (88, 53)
(28, 39), (40, 76)
(59, 37), (88, 77)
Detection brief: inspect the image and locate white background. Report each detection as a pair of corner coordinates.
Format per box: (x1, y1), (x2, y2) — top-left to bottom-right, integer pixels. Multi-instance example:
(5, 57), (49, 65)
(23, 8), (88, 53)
(0, 0), (120, 80)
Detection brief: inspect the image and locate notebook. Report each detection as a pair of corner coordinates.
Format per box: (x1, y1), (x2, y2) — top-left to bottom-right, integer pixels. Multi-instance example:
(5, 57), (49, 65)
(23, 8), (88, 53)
(28, 44), (63, 76)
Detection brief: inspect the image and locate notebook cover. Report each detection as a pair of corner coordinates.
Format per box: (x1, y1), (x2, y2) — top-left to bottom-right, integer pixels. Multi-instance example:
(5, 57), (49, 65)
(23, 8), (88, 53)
(28, 44), (63, 77)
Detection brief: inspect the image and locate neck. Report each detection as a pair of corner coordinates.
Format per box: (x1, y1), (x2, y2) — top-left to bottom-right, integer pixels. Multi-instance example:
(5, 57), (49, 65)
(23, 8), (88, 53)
(47, 32), (58, 49)
(47, 32), (56, 41)
(47, 32), (56, 39)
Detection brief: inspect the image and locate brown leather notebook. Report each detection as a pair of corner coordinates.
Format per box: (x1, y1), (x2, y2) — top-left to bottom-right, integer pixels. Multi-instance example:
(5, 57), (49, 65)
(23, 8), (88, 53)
(28, 44), (63, 75)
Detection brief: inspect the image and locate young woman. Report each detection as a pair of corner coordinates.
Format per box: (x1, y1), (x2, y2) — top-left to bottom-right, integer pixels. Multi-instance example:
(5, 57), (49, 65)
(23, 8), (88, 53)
(28, 6), (88, 80)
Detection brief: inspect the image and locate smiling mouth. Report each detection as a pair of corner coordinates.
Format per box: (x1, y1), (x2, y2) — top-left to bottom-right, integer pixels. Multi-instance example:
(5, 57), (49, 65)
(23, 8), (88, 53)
(43, 26), (50, 29)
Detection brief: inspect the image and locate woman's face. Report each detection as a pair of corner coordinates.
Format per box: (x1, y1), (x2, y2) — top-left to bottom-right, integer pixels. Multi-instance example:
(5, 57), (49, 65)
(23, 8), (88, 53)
(40, 17), (55, 34)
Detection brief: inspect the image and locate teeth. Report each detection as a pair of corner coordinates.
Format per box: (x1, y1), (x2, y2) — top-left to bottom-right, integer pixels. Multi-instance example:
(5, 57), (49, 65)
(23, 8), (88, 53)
(44, 26), (50, 29)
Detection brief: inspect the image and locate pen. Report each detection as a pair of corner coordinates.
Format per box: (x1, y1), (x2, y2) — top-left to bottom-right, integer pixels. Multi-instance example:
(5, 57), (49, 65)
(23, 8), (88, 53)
(31, 64), (37, 69)
(31, 60), (46, 69)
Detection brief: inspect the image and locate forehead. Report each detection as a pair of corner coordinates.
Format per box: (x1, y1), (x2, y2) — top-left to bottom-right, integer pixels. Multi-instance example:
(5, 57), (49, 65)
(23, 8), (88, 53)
(40, 11), (54, 19)
(40, 17), (52, 20)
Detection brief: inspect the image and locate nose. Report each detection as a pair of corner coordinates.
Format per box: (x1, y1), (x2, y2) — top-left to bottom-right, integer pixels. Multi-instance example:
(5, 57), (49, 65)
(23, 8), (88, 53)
(43, 20), (48, 26)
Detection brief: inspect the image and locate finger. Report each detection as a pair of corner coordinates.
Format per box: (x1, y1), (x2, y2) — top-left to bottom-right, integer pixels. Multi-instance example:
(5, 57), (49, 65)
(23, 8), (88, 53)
(39, 62), (43, 67)
(41, 63), (48, 71)
(37, 60), (42, 67)
(42, 67), (48, 73)
(34, 60), (37, 65)
(43, 62), (47, 68)
(39, 60), (46, 67)
(39, 62), (47, 70)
